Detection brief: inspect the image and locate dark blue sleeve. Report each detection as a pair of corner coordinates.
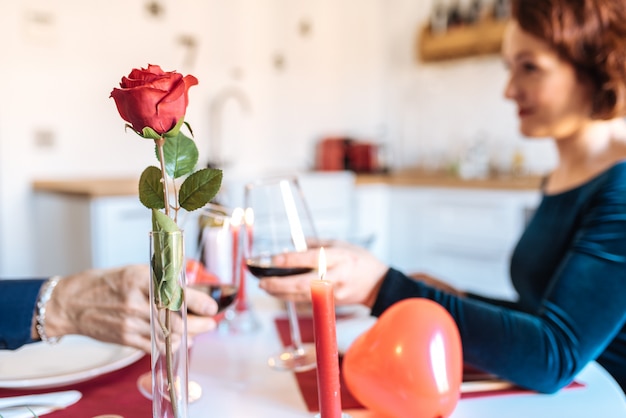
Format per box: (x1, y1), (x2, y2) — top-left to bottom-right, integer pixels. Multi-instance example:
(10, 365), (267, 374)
(0, 279), (46, 349)
(372, 170), (626, 394)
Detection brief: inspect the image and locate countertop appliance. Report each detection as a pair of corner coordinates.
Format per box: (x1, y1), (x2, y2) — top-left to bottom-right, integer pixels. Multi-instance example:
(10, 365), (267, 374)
(315, 137), (384, 173)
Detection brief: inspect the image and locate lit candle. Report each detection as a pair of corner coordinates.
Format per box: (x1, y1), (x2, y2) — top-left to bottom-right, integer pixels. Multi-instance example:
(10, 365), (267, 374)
(230, 208), (244, 291)
(244, 207), (254, 250)
(310, 247), (342, 418)
(236, 207), (254, 312)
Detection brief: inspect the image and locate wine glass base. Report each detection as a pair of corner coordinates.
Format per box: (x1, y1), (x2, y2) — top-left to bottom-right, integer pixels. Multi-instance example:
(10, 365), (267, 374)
(268, 343), (317, 372)
(136, 371), (202, 403)
(218, 308), (262, 335)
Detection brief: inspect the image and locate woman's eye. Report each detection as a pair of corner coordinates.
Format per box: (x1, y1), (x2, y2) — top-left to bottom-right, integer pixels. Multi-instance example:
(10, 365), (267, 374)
(521, 62), (538, 72)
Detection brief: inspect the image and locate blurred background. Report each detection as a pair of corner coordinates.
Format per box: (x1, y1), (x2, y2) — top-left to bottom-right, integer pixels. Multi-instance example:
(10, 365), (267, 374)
(0, 0), (556, 283)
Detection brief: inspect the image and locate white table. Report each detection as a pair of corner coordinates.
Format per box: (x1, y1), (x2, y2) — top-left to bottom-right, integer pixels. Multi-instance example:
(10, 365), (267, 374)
(189, 295), (626, 418)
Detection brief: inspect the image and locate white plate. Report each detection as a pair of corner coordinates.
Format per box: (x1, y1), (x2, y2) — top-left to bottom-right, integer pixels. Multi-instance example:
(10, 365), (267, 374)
(0, 335), (144, 389)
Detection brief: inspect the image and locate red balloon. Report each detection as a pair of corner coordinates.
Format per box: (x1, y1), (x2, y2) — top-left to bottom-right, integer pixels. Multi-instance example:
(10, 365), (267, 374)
(343, 298), (462, 418)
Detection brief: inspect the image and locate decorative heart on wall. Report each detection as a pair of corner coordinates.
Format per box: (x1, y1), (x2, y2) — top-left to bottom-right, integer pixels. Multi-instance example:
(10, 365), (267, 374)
(343, 298), (462, 418)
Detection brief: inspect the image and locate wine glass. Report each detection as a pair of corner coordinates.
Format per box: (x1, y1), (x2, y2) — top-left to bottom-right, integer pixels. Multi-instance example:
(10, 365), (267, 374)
(188, 204), (241, 313)
(191, 204), (259, 333)
(244, 176), (318, 372)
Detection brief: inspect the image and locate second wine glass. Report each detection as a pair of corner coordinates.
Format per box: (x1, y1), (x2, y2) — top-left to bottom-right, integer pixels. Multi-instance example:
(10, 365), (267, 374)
(244, 176), (318, 372)
(191, 204), (261, 334)
(188, 204), (242, 315)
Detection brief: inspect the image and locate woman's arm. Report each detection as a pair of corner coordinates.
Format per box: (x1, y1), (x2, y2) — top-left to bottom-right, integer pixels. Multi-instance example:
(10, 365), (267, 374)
(372, 178), (626, 393)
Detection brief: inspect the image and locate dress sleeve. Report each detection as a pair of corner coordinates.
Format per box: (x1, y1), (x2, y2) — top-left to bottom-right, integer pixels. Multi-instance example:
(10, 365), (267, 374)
(0, 279), (46, 349)
(371, 180), (626, 394)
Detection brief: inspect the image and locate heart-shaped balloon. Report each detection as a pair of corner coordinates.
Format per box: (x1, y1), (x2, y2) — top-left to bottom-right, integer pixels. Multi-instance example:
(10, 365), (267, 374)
(343, 298), (462, 418)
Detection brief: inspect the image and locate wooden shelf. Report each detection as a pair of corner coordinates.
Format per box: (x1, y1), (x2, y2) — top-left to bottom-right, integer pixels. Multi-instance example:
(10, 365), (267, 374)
(418, 19), (508, 62)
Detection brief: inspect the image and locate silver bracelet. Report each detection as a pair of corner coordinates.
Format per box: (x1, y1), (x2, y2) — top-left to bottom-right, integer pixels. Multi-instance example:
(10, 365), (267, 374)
(35, 276), (63, 344)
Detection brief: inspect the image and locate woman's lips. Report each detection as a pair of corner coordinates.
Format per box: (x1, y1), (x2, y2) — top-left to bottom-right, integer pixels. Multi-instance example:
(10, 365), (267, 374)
(518, 108), (533, 117)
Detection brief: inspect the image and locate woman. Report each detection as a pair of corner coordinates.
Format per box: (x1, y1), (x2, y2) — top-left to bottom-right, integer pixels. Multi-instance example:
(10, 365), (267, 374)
(260, 0), (626, 393)
(0, 265), (218, 352)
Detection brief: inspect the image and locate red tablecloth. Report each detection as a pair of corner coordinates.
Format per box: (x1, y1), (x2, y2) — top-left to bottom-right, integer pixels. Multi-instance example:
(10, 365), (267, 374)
(274, 316), (584, 412)
(0, 353), (152, 417)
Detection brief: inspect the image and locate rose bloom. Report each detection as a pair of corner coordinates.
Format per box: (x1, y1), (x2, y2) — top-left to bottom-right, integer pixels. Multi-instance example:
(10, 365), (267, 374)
(110, 64), (198, 135)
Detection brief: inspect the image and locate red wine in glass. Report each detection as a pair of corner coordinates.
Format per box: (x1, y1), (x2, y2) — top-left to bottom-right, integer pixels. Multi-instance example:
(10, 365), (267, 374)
(190, 283), (239, 313)
(246, 256), (313, 278)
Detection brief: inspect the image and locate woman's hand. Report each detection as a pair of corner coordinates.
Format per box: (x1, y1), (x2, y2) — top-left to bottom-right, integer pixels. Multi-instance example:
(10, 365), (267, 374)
(39, 265), (218, 353)
(258, 241), (389, 308)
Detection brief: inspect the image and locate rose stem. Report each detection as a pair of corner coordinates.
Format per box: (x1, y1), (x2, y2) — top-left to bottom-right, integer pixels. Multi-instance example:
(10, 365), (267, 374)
(155, 137), (171, 218)
(165, 309), (180, 417)
(156, 137), (180, 415)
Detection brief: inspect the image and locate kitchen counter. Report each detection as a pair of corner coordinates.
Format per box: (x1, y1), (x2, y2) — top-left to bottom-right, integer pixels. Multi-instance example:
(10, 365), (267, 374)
(32, 177), (139, 197)
(32, 169), (544, 199)
(355, 169), (543, 190)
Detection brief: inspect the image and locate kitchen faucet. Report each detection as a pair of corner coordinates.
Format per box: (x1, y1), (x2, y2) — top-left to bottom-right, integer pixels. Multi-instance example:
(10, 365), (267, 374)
(207, 86), (251, 169)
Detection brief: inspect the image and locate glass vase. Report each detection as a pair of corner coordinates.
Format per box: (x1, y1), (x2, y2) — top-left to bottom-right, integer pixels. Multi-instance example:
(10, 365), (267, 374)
(149, 230), (189, 418)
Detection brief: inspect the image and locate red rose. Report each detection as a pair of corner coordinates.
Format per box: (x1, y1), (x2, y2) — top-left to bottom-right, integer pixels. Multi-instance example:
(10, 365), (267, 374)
(110, 64), (198, 135)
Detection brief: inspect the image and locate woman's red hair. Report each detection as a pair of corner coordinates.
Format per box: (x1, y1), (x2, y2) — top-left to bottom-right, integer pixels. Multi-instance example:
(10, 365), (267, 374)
(512, 0), (626, 119)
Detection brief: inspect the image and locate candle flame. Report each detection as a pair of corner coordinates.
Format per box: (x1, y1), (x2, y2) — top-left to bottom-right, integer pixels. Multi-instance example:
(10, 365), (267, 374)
(230, 207), (244, 227)
(318, 247), (326, 280)
(244, 207), (254, 226)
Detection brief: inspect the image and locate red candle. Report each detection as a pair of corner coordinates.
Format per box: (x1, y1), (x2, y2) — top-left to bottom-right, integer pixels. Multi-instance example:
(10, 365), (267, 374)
(230, 208), (244, 291)
(236, 207), (254, 312)
(311, 247), (342, 418)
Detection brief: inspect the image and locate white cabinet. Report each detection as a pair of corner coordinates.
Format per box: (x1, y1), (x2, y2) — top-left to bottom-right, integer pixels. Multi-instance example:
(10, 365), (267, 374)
(33, 193), (152, 276)
(355, 184), (540, 300)
(90, 197), (154, 270)
(353, 184), (391, 262)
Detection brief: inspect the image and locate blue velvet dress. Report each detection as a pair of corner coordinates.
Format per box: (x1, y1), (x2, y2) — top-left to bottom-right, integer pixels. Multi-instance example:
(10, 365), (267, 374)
(372, 161), (626, 393)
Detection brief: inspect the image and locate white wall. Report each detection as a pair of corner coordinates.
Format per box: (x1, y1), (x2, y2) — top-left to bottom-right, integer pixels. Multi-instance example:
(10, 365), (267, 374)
(0, 0), (556, 276)
(381, 0), (557, 173)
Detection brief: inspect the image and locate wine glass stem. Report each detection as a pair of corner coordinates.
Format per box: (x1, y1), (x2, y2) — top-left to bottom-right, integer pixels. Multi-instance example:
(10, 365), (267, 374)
(286, 300), (304, 351)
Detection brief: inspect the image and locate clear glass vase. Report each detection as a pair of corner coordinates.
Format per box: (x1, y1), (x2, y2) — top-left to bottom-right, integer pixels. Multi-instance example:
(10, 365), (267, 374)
(149, 230), (189, 418)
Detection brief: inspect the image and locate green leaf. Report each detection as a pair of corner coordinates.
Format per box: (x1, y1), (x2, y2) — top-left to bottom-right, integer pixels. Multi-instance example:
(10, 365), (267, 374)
(151, 210), (184, 311)
(183, 121), (194, 137)
(138, 166), (166, 209)
(156, 131), (199, 179)
(179, 168), (223, 211)
(152, 208), (180, 232)
(125, 124), (147, 138)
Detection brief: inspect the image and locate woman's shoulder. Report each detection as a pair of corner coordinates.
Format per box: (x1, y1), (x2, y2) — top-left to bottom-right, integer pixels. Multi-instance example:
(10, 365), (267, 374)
(542, 160), (626, 204)
(580, 160), (626, 205)
(598, 160), (626, 186)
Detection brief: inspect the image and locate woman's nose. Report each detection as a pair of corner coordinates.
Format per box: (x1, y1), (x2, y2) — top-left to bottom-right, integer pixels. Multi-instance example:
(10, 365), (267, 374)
(504, 76), (517, 100)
